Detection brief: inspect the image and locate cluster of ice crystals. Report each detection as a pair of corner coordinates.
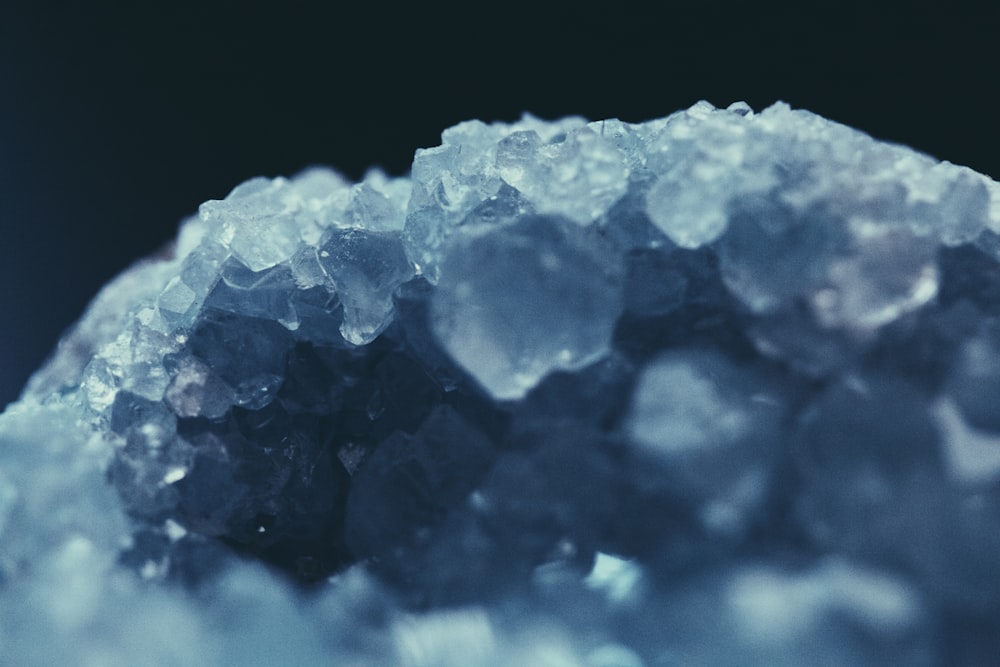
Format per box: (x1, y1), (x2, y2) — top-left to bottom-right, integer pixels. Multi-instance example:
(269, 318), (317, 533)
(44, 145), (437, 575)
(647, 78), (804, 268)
(3, 101), (1000, 665)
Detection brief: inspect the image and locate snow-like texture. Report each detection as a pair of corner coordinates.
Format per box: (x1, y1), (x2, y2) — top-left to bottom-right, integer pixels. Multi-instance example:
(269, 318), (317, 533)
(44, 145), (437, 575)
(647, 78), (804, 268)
(3, 101), (1000, 665)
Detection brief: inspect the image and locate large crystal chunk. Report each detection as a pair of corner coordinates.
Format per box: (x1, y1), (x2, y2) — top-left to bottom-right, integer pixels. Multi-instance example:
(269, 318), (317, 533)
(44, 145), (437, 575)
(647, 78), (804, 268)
(430, 215), (623, 399)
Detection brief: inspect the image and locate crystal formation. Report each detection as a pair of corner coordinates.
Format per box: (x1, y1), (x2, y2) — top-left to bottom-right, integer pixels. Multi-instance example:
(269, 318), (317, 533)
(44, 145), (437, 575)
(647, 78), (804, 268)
(3, 101), (1000, 665)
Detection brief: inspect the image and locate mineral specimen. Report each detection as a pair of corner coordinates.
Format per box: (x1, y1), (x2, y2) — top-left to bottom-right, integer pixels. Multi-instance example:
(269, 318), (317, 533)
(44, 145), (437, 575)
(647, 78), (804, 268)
(3, 101), (1000, 665)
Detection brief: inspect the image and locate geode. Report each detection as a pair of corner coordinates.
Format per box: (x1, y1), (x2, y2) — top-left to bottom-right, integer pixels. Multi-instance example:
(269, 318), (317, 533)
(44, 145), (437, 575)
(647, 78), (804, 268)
(2, 101), (1000, 665)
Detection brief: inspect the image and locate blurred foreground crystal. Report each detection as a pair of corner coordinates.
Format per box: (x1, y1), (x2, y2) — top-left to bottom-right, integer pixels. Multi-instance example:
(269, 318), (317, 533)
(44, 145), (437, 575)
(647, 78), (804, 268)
(3, 101), (1000, 665)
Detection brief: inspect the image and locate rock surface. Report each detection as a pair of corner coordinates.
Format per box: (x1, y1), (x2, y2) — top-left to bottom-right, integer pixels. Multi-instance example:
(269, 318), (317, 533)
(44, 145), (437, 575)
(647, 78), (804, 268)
(3, 101), (1000, 665)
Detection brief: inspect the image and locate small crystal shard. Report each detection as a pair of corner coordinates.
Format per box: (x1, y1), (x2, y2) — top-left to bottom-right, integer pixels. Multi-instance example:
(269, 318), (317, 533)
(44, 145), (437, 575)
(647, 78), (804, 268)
(317, 226), (414, 345)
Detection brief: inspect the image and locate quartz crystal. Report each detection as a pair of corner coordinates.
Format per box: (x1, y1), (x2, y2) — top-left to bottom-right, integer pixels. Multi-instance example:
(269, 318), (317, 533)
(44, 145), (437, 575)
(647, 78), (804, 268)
(3, 101), (1000, 665)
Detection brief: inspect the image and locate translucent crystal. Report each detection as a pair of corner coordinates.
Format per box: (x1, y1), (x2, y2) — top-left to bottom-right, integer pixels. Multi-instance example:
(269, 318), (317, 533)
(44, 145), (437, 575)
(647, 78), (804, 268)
(316, 227), (414, 345)
(627, 350), (782, 537)
(199, 177), (301, 272)
(430, 215), (623, 399)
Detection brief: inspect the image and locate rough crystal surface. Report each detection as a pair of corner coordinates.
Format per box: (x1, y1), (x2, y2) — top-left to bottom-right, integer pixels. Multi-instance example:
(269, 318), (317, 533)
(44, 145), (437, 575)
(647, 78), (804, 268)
(3, 101), (1000, 665)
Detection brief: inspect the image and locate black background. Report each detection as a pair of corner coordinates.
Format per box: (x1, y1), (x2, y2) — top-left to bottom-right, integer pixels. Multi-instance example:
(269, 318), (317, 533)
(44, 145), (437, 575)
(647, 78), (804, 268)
(0, 1), (997, 407)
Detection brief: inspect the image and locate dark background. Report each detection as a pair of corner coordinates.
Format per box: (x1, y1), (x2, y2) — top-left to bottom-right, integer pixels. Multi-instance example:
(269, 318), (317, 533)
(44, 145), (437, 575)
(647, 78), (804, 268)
(0, 1), (997, 407)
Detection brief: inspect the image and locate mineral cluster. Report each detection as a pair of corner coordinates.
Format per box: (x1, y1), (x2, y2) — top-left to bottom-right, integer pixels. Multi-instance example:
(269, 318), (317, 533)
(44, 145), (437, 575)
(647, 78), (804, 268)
(3, 101), (1000, 665)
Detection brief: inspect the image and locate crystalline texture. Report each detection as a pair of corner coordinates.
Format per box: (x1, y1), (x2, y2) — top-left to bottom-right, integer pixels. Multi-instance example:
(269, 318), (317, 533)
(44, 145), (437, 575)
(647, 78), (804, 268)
(431, 214), (623, 399)
(402, 114), (625, 282)
(316, 226), (414, 345)
(2, 101), (1000, 665)
(199, 177), (302, 272)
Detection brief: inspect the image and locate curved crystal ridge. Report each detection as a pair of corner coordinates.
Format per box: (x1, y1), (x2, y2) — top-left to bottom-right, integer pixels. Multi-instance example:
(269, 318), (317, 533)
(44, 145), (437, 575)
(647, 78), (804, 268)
(3, 101), (1000, 665)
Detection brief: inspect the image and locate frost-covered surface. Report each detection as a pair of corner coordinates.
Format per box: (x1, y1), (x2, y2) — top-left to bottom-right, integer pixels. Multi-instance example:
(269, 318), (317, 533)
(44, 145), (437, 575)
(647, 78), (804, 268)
(3, 101), (1000, 665)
